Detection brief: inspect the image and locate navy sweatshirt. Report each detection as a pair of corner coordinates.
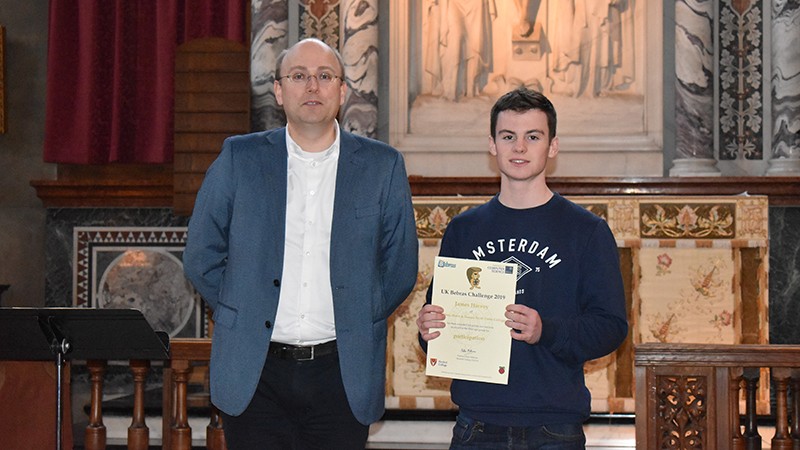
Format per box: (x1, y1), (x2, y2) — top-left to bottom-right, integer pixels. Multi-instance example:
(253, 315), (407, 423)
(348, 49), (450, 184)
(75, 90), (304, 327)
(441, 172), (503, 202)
(424, 193), (628, 426)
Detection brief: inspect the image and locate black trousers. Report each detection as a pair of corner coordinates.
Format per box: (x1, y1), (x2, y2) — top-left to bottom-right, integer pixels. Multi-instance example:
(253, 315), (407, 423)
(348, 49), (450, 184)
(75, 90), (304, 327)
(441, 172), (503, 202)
(220, 348), (369, 450)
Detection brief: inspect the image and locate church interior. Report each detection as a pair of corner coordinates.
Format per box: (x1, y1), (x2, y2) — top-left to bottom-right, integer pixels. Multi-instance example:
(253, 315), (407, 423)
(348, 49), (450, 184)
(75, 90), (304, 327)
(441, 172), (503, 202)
(1, 1), (800, 449)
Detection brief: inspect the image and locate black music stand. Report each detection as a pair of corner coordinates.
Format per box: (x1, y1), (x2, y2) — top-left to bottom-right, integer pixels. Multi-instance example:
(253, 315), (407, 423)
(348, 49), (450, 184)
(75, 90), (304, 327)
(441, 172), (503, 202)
(0, 307), (170, 450)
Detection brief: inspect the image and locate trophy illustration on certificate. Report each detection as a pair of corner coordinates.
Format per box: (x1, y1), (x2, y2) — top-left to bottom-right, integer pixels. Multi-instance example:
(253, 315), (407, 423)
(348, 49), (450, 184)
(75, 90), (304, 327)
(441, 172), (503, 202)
(426, 256), (517, 384)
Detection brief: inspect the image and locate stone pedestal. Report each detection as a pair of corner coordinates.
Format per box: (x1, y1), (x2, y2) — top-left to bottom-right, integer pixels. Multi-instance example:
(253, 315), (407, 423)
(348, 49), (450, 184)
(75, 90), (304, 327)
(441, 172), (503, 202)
(669, 158), (721, 177)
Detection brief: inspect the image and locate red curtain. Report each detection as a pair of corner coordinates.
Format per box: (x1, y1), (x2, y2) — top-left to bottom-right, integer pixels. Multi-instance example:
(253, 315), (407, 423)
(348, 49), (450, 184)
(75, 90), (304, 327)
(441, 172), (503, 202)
(43, 0), (248, 164)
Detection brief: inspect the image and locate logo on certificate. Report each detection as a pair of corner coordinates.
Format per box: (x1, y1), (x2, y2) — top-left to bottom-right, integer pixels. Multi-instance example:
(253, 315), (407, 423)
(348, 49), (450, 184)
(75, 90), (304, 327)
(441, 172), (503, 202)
(467, 267), (482, 290)
(429, 357), (448, 368)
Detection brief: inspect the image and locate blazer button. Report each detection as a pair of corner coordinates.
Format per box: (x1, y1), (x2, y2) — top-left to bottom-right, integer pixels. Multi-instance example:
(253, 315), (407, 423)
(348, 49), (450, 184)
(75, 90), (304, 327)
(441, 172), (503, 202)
(265, 321), (272, 329)
(273, 279), (280, 287)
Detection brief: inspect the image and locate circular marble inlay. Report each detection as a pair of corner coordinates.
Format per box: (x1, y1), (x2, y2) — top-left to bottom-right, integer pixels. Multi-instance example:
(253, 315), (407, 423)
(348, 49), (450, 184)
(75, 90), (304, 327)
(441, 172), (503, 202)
(97, 249), (195, 337)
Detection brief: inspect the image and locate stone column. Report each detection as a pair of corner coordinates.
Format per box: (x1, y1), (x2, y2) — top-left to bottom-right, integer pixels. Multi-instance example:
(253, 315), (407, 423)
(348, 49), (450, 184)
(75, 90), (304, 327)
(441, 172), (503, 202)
(670, 0), (720, 176)
(250, 0), (290, 132)
(340, 0), (379, 138)
(767, 0), (800, 175)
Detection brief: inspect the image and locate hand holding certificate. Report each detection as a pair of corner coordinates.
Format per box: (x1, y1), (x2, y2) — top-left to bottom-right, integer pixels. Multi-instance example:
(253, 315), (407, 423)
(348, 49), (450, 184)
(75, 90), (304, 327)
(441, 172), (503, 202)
(425, 256), (517, 385)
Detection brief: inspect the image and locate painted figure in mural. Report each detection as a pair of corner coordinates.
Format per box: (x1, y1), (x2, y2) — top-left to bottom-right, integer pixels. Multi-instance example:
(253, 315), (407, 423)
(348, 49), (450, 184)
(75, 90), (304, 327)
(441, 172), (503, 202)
(550, 0), (636, 97)
(514, 0), (533, 38)
(184, 38), (418, 450)
(424, 0), (497, 101)
(416, 88), (628, 448)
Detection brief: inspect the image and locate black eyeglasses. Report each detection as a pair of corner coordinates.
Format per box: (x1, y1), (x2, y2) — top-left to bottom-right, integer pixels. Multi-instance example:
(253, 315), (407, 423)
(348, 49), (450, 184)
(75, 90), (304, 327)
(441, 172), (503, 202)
(278, 71), (342, 85)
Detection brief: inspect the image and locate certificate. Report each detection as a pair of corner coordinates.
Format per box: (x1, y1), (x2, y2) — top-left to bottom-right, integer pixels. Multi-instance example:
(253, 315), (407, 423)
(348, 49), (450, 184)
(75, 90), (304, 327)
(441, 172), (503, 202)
(425, 256), (517, 384)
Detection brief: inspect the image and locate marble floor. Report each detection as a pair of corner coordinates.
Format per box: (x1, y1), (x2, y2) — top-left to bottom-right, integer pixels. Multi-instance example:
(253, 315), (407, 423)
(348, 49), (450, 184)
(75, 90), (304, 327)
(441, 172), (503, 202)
(99, 416), (637, 449)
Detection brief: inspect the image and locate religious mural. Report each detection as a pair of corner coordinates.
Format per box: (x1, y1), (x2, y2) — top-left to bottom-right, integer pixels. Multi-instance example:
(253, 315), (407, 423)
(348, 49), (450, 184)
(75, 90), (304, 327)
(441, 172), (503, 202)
(419, 0), (636, 101)
(404, 0), (653, 167)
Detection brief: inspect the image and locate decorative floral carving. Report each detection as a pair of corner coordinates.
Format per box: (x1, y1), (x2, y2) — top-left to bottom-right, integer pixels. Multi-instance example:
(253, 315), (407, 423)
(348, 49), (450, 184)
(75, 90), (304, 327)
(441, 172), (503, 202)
(641, 203), (735, 238)
(690, 262), (723, 297)
(710, 310), (733, 330)
(299, 0), (340, 48)
(299, 0), (338, 21)
(656, 253), (673, 276)
(649, 313), (682, 343)
(414, 203), (475, 238)
(719, 1), (763, 160)
(609, 200), (638, 238)
(657, 375), (707, 449)
(739, 203), (768, 239)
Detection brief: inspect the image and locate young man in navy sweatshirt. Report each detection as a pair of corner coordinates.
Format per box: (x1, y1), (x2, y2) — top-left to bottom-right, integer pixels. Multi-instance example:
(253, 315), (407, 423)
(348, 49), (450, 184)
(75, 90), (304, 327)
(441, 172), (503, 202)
(416, 88), (629, 449)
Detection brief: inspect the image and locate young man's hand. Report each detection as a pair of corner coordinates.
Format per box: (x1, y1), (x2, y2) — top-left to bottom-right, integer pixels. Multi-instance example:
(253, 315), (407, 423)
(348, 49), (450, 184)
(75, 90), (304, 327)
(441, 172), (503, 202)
(505, 304), (543, 344)
(417, 304), (446, 341)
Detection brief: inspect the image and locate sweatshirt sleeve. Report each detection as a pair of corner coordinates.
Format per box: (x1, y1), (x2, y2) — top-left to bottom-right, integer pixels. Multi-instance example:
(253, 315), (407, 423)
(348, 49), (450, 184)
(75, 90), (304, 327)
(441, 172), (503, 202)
(538, 220), (629, 365)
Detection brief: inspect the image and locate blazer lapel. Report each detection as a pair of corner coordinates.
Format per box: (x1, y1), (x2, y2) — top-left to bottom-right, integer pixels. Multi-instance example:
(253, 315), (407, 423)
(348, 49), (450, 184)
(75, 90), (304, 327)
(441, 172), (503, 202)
(254, 129), (288, 249)
(260, 129), (288, 203)
(330, 131), (366, 284)
(333, 131), (365, 219)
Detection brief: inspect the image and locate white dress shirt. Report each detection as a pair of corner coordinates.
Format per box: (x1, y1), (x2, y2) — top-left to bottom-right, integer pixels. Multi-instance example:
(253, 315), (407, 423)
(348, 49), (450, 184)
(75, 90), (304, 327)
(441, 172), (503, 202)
(271, 126), (340, 345)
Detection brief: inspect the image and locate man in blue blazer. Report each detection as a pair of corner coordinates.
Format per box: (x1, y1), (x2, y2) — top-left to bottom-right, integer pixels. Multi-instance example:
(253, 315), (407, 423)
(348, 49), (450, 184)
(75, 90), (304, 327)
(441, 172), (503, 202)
(184, 38), (419, 449)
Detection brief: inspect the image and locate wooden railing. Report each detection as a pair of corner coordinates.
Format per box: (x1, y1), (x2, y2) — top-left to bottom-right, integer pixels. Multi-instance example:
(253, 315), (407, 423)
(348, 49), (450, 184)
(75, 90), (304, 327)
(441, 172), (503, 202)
(635, 343), (800, 450)
(162, 339), (223, 450)
(81, 338), (222, 450)
(81, 341), (800, 449)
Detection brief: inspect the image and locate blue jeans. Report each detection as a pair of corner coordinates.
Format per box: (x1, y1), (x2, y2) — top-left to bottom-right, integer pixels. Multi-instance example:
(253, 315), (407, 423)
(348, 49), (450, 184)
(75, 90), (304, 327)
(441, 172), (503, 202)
(450, 414), (586, 449)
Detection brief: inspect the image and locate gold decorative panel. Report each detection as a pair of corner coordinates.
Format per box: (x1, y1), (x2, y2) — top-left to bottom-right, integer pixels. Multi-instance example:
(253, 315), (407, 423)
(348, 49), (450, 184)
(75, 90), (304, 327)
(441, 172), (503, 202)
(386, 195), (769, 413)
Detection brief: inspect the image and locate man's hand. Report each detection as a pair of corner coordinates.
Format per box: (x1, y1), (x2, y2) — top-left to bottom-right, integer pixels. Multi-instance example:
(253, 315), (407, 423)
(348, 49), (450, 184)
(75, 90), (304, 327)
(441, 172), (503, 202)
(505, 304), (542, 344)
(417, 304), (446, 342)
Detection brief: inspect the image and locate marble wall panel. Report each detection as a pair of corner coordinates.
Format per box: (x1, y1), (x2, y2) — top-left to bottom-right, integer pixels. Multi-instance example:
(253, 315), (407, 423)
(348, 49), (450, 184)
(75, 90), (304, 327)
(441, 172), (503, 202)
(340, 0), (379, 138)
(674, 0), (714, 160)
(251, 0), (289, 132)
(771, 1), (800, 161)
(250, 0), (379, 138)
(769, 207), (800, 344)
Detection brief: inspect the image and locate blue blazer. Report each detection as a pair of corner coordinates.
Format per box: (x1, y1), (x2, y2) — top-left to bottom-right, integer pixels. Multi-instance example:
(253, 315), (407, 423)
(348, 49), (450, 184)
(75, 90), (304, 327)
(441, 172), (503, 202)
(183, 128), (419, 424)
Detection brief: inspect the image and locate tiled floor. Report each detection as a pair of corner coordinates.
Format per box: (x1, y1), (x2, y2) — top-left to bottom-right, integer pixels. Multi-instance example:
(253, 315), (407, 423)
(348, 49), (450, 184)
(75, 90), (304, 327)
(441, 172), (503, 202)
(366, 421), (636, 449)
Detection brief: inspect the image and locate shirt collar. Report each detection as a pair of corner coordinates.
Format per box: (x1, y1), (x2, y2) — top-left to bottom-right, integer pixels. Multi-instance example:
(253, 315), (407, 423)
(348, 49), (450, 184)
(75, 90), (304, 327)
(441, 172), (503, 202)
(285, 120), (340, 163)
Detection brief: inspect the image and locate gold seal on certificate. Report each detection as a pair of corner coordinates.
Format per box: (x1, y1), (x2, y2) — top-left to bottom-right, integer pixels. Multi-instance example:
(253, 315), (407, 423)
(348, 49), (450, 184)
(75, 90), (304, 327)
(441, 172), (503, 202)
(426, 256), (517, 385)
